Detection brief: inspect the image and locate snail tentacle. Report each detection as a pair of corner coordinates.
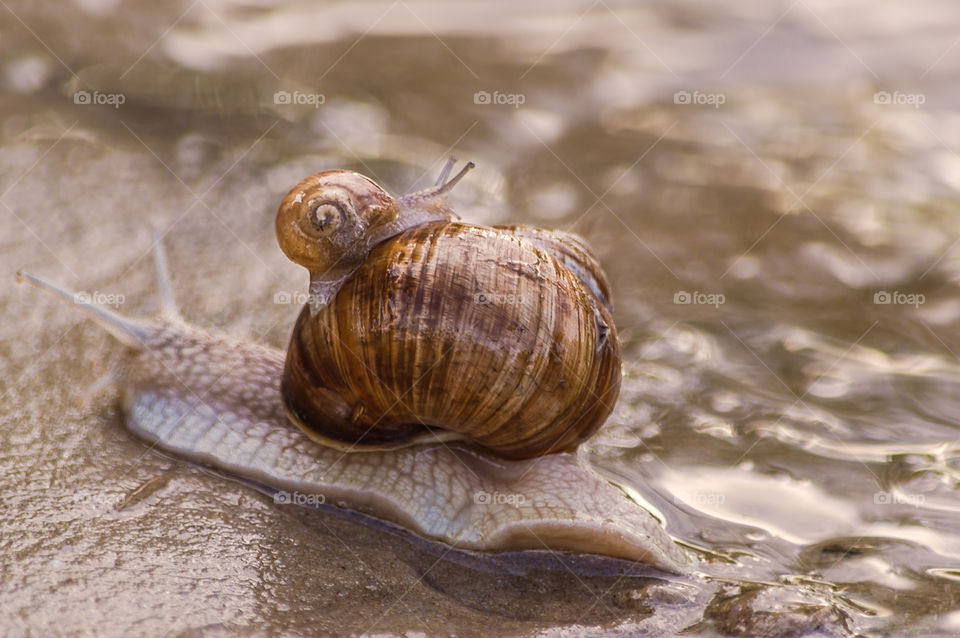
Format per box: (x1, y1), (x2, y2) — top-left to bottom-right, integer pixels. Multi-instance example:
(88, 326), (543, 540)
(435, 160), (475, 194)
(151, 227), (179, 319)
(16, 233), (185, 349)
(397, 159), (475, 211)
(434, 156), (457, 187)
(16, 269), (150, 349)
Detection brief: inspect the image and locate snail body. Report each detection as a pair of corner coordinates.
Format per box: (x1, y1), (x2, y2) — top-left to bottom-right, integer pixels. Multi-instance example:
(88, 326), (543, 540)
(16, 160), (691, 572)
(277, 162), (621, 459)
(16, 240), (690, 573)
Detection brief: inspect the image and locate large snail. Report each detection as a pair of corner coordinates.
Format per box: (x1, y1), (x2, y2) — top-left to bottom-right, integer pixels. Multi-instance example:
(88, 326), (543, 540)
(16, 159), (691, 573)
(276, 159), (620, 459)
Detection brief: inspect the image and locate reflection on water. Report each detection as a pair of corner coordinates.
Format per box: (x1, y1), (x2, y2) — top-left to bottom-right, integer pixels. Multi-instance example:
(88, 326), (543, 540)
(4, 0), (960, 635)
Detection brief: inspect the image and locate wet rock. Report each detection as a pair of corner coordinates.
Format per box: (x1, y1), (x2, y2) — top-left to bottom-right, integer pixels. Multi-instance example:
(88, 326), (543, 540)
(704, 585), (855, 638)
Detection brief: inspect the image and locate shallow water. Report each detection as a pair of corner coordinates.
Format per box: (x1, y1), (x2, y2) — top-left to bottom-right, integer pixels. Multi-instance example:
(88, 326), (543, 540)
(4, 0), (960, 636)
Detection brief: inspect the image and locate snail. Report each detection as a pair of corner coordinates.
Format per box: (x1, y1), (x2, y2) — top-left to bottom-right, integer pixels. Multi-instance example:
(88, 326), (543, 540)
(16, 160), (692, 573)
(276, 159), (621, 459)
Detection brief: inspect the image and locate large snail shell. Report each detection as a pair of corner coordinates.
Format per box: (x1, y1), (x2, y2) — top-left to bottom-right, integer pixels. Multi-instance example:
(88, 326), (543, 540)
(281, 220), (622, 459)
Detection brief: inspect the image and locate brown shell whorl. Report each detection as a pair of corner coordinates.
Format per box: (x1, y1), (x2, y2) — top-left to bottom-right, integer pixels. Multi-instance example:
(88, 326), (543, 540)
(281, 221), (621, 459)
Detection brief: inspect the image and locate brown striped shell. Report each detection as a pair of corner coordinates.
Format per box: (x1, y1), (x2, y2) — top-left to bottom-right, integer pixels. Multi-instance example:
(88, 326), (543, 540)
(276, 165), (621, 459)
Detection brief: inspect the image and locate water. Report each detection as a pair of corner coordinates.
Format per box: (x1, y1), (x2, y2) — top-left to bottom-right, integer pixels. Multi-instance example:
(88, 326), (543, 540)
(3, 0), (960, 635)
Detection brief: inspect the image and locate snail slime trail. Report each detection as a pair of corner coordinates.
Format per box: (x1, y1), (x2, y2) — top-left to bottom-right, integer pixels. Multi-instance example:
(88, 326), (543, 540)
(17, 160), (692, 574)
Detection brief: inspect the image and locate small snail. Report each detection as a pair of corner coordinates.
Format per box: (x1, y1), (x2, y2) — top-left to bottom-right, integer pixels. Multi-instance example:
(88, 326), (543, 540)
(276, 159), (621, 459)
(16, 160), (690, 573)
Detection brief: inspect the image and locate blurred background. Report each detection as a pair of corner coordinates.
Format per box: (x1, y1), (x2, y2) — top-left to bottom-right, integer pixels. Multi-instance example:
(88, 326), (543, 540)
(3, 1), (960, 636)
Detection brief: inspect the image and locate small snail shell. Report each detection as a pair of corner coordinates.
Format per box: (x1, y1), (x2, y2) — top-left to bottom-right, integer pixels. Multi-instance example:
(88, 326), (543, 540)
(276, 161), (622, 459)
